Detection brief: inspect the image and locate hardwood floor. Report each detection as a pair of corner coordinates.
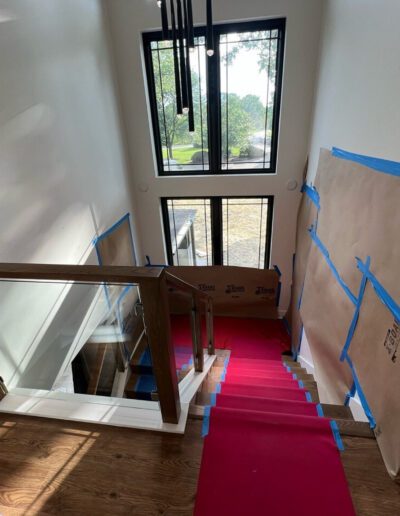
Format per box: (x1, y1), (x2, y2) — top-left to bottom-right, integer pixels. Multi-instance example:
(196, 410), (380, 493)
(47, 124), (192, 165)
(0, 414), (399, 515)
(0, 414), (203, 515)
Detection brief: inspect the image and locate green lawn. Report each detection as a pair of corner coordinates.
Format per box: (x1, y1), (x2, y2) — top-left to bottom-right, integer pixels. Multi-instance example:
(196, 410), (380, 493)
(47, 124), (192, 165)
(163, 145), (240, 164)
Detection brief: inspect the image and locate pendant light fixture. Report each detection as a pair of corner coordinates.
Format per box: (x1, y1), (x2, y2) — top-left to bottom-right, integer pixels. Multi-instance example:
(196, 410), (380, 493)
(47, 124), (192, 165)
(206, 0), (214, 57)
(156, 0), (214, 132)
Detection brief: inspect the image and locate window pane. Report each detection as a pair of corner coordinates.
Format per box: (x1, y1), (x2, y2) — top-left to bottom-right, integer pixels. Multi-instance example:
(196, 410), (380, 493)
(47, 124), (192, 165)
(220, 30), (279, 171)
(222, 198), (270, 268)
(151, 38), (209, 173)
(166, 199), (212, 265)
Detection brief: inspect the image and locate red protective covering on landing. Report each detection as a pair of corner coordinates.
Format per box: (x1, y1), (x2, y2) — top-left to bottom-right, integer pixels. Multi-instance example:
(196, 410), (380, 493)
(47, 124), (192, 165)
(220, 383), (309, 401)
(170, 315), (290, 358)
(225, 368), (293, 380)
(195, 407), (355, 516)
(223, 375), (298, 388)
(215, 394), (320, 417)
(228, 358), (285, 367)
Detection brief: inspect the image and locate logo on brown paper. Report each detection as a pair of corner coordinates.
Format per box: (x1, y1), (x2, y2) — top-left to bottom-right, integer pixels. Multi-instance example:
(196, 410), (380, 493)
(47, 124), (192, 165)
(225, 284), (245, 295)
(198, 283), (215, 292)
(383, 320), (400, 363)
(255, 286), (276, 296)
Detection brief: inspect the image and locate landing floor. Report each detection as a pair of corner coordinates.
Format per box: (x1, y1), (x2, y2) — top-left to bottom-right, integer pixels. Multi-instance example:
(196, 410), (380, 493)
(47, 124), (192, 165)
(0, 413), (399, 515)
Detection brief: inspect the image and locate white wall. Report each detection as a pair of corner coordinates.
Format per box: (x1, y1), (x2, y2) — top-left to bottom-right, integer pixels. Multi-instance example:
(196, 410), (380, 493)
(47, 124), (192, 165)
(0, 0), (137, 387)
(307, 0), (400, 182)
(105, 0), (324, 311)
(301, 0), (400, 418)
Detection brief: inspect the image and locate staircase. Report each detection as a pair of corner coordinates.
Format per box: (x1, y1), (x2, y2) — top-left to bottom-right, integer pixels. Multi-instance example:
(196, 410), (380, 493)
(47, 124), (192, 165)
(191, 354), (372, 438)
(189, 340), (379, 515)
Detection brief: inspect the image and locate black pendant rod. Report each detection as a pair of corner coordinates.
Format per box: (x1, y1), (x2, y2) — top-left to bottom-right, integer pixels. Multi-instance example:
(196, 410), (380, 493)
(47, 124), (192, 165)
(160, 0), (169, 40)
(206, 0), (214, 57)
(183, 0), (194, 131)
(176, 0), (188, 109)
(170, 0), (183, 114)
(186, 0), (195, 48)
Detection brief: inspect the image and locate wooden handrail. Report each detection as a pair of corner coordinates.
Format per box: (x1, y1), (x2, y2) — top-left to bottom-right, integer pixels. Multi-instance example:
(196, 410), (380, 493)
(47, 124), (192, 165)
(0, 263), (163, 284)
(165, 270), (215, 356)
(0, 262), (181, 424)
(0, 263), (215, 423)
(164, 270), (210, 301)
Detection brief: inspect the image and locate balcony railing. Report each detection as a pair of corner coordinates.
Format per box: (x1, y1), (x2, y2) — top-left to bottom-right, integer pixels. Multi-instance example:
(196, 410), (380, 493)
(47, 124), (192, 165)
(0, 263), (214, 424)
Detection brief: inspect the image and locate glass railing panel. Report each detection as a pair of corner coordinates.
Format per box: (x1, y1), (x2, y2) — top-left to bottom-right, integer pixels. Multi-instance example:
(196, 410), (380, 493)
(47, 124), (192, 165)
(0, 278), (153, 401)
(168, 287), (195, 383)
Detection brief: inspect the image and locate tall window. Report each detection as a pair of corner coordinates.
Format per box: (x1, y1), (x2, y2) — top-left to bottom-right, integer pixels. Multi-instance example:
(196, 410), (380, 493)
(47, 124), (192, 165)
(161, 197), (274, 268)
(143, 19), (285, 176)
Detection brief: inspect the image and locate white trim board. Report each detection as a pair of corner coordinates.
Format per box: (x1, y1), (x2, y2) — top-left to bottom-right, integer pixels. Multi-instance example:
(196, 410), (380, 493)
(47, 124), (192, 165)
(0, 350), (217, 433)
(179, 352), (217, 403)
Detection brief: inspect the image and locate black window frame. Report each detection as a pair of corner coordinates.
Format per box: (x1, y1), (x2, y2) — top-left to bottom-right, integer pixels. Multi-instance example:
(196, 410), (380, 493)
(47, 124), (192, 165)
(161, 196), (274, 268)
(143, 18), (286, 177)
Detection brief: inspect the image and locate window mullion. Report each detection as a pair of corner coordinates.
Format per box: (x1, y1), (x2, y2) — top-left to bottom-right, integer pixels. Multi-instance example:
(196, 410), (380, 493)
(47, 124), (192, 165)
(206, 33), (221, 175)
(211, 197), (223, 265)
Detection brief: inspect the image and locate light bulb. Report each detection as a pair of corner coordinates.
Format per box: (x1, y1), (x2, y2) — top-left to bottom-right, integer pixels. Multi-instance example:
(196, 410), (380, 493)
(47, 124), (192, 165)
(182, 107), (190, 114)
(207, 49), (214, 57)
(157, 0), (162, 8)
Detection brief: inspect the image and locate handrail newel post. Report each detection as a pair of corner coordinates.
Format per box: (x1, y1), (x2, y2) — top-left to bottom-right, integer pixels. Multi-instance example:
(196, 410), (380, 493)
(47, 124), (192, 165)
(139, 272), (181, 424)
(190, 293), (204, 372)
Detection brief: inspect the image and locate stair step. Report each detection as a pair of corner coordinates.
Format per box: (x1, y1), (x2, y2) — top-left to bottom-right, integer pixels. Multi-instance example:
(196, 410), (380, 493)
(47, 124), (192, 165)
(336, 419), (374, 438)
(321, 404), (354, 420)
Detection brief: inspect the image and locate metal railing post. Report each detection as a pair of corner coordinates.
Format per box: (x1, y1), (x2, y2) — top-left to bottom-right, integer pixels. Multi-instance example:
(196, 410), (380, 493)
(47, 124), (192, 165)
(206, 297), (215, 355)
(190, 293), (204, 372)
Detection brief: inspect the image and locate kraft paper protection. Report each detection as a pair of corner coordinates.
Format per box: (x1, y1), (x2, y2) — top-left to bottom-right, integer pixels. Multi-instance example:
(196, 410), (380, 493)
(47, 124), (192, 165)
(314, 149), (400, 295)
(96, 217), (136, 267)
(348, 281), (400, 480)
(298, 148), (400, 479)
(290, 185), (319, 353)
(168, 266), (279, 319)
(299, 242), (355, 404)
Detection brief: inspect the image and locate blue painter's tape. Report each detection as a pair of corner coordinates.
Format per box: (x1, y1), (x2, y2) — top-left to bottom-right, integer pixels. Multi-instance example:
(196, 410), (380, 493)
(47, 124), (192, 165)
(297, 281), (304, 310)
(296, 325), (304, 358)
(316, 404), (324, 417)
(330, 420), (344, 451)
(340, 257), (371, 361)
(345, 355), (376, 428)
(298, 380), (304, 389)
(93, 213), (131, 245)
(145, 255), (168, 268)
(305, 392), (312, 402)
(210, 393), (217, 407)
(282, 317), (291, 336)
(202, 406), (211, 437)
(309, 228), (357, 306)
(332, 147), (400, 178)
(344, 382), (356, 407)
(216, 383), (222, 394)
(292, 373), (298, 380)
(301, 183), (321, 210)
(357, 258), (400, 323)
(345, 383), (356, 406)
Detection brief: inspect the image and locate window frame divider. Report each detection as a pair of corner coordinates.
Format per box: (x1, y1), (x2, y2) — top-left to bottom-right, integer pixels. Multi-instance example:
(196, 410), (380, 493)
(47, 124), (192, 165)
(143, 18), (286, 177)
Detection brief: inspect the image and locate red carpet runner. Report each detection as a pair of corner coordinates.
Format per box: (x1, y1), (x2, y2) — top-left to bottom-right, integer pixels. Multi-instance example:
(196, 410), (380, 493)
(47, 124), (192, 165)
(190, 317), (355, 516)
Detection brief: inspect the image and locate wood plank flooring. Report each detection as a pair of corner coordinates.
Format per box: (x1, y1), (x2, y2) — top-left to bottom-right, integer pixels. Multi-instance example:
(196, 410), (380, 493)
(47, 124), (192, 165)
(0, 414), (203, 515)
(0, 413), (399, 515)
